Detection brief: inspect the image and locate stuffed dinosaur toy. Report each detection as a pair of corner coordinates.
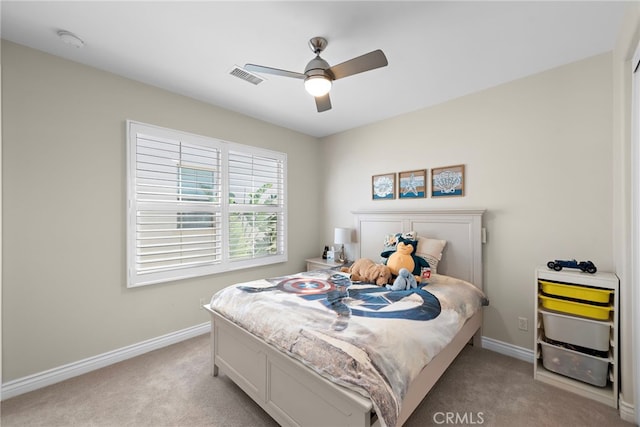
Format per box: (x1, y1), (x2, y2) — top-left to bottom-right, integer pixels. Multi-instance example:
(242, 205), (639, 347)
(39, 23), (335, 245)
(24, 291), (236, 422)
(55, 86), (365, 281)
(386, 268), (418, 290)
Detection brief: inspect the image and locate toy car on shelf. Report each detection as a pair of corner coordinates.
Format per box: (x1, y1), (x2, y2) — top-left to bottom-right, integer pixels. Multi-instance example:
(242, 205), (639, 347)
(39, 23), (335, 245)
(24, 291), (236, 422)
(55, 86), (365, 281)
(547, 259), (597, 274)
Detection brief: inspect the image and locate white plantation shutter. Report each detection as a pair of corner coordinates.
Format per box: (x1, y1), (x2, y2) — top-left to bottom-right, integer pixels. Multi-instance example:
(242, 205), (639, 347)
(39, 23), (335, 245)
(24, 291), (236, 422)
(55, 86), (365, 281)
(228, 150), (285, 260)
(127, 121), (287, 287)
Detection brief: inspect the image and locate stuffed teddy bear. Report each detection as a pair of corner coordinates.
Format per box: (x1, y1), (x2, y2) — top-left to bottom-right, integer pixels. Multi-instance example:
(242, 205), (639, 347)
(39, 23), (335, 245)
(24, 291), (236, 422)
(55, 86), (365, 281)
(340, 258), (392, 286)
(386, 268), (418, 290)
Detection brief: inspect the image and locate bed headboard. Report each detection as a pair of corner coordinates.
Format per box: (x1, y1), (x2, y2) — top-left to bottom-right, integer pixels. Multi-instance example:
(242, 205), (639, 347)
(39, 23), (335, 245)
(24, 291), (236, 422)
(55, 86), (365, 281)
(352, 210), (485, 289)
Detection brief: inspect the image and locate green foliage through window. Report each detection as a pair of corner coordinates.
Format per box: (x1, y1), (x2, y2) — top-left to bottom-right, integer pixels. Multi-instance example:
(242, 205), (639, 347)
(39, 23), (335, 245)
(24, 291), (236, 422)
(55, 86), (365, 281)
(229, 183), (279, 259)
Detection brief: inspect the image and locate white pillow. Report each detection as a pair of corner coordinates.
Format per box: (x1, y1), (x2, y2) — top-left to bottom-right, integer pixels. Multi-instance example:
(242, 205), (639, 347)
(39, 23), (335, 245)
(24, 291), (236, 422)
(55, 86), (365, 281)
(416, 237), (447, 273)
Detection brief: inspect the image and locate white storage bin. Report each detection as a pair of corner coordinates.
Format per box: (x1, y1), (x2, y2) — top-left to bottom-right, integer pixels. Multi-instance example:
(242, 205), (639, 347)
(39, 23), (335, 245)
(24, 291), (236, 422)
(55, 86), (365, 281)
(540, 341), (609, 387)
(540, 309), (610, 352)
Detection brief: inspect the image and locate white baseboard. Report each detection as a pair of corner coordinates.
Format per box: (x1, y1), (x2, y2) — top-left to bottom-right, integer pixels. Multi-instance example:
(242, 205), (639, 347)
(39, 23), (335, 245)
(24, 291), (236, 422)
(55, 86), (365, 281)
(0, 330), (583, 402)
(482, 336), (535, 363)
(619, 393), (637, 424)
(1, 321), (211, 401)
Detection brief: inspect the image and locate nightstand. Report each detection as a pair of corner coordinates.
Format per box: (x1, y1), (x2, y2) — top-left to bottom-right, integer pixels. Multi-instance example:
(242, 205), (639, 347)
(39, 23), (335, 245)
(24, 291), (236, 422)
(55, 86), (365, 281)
(305, 257), (345, 271)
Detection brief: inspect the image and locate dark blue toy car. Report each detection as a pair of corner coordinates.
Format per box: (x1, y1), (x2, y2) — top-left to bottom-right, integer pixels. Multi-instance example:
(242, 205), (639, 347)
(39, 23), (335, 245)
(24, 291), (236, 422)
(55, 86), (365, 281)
(547, 259), (597, 274)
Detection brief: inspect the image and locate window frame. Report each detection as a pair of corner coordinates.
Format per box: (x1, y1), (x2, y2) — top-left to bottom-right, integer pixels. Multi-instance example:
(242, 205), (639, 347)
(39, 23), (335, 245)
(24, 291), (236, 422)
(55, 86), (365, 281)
(126, 120), (287, 287)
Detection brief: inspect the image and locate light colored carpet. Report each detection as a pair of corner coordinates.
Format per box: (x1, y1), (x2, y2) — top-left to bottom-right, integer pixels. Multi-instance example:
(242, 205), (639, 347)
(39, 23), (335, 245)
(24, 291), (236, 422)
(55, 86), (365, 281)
(1, 333), (632, 427)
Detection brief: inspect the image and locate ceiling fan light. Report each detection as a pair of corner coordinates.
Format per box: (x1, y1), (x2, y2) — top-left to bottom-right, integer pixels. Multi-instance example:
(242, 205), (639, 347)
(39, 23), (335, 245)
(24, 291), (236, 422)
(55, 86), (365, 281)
(304, 75), (332, 97)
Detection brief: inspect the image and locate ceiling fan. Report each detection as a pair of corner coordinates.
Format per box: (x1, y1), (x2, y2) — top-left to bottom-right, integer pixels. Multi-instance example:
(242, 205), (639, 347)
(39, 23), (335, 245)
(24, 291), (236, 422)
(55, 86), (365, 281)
(245, 37), (388, 113)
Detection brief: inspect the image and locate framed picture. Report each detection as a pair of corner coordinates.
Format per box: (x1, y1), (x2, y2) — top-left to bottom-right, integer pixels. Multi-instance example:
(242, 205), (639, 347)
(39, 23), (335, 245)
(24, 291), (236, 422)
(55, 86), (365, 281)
(398, 169), (427, 199)
(431, 164), (465, 197)
(372, 173), (396, 200)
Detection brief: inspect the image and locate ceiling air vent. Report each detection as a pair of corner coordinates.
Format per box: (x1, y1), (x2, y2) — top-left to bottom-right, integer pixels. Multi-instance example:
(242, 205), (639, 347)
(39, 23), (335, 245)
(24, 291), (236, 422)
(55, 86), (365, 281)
(229, 65), (264, 85)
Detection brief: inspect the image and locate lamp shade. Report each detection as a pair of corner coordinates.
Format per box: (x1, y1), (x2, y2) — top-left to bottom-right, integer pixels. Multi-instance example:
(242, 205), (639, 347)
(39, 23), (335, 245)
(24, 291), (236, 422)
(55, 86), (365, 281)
(334, 227), (352, 245)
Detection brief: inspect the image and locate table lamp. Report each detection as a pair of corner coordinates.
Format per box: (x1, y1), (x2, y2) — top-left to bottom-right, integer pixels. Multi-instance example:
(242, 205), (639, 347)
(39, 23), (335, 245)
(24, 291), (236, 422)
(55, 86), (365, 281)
(334, 227), (352, 263)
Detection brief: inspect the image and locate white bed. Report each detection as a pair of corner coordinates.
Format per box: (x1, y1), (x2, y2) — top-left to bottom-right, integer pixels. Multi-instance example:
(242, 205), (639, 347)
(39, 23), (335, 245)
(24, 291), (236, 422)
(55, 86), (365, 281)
(205, 209), (485, 427)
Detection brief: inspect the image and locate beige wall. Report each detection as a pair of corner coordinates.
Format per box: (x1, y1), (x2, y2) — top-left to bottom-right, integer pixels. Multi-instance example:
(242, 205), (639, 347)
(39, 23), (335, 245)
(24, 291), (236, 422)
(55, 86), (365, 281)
(1, 41), (322, 381)
(321, 53), (614, 351)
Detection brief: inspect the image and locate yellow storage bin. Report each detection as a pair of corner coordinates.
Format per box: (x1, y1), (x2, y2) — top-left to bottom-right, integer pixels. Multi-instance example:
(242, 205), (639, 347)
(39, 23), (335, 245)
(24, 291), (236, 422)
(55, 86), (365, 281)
(538, 294), (612, 320)
(539, 280), (612, 304)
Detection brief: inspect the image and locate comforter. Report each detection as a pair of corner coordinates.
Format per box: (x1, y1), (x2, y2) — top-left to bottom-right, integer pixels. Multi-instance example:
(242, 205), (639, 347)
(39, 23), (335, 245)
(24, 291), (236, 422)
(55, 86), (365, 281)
(209, 269), (488, 427)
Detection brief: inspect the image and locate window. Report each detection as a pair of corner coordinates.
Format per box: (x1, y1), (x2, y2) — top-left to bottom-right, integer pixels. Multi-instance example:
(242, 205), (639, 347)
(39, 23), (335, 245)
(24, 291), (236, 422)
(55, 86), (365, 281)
(127, 121), (286, 287)
(177, 166), (215, 229)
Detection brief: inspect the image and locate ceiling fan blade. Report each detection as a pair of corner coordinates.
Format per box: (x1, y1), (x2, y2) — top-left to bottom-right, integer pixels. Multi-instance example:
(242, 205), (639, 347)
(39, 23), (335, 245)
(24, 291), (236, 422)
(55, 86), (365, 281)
(244, 64), (306, 79)
(315, 93), (332, 112)
(328, 49), (388, 80)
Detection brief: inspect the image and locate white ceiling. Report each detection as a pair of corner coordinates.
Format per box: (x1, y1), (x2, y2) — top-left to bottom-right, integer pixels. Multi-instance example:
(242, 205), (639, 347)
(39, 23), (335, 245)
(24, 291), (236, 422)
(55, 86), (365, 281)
(1, 1), (628, 138)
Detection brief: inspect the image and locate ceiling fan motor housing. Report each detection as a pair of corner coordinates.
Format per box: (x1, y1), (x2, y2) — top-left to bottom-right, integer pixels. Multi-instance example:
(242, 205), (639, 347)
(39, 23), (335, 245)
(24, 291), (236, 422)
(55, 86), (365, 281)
(304, 56), (334, 80)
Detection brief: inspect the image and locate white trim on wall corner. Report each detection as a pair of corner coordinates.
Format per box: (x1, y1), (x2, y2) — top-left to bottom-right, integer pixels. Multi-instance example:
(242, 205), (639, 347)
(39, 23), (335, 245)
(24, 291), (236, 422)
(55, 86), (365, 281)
(482, 336), (535, 364)
(631, 37), (640, 426)
(1, 322), (211, 401)
(619, 394), (637, 424)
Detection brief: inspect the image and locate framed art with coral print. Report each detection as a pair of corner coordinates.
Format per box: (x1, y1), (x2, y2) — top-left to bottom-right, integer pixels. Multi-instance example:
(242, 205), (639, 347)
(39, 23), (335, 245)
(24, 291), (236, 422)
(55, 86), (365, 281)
(372, 173), (396, 200)
(431, 164), (465, 197)
(398, 169), (426, 199)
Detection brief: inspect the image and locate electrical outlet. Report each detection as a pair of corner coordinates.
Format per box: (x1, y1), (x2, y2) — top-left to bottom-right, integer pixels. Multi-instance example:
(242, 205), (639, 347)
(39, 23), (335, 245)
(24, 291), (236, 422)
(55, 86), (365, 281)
(518, 317), (528, 331)
(199, 298), (207, 310)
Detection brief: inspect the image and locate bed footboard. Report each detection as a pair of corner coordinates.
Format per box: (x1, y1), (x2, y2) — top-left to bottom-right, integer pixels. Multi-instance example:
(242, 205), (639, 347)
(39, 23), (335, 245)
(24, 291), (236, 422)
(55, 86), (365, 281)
(206, 305), (377, 427)
(206, 305), (482, 427)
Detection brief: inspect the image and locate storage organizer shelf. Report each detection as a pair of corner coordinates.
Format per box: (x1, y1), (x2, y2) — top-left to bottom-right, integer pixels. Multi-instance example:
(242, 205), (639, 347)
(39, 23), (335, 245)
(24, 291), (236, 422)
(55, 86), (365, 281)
(534, 267), (619, 408)
(538, 280), (613, 304)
